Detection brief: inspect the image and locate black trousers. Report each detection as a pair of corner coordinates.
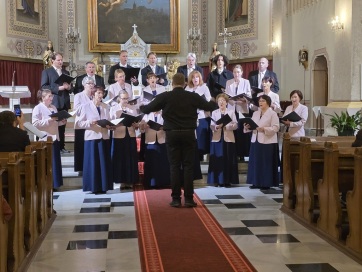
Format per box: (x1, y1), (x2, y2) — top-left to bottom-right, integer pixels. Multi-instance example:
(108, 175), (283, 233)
(165, 130), (196, 200)
(57, 106), (69, 150)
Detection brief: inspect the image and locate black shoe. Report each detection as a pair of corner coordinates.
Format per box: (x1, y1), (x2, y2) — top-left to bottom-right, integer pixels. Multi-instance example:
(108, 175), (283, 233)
(184, 200), (197, 208)
(224, 183), (231, 188)
(249, 185), (260, 189)
(260, 187), (270, 190)
(169, 199), (181, 208)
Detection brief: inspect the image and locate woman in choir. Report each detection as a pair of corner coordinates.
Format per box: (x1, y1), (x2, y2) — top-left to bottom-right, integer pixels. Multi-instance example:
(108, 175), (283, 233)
(110, 90), (139, 190)
(185, 70), (213, 160)
(142, 72), (166, 103)
(225, 64), (252, 160)
(75, 86), (113, 194)
(207, 93), (238, 187)
(281, 90), (308, 137)
(32, 89), (64, 189)
(139, 110), (170, 188)
(255, 76), (281, 113)
(73, 76), (95, 173)
(107, 68), (133, 101)
(244, 95), (280, 189)
(206, 53), (233, 98)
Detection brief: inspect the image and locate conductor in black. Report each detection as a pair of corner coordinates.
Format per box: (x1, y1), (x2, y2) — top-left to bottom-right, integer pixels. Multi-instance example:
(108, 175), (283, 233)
(140, 73), (217, 208)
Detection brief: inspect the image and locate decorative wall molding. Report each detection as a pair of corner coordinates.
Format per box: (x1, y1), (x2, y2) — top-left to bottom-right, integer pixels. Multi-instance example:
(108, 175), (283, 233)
(286, 0), (322, 16)
(58, 0), (66, 56)
(201, 0), (208, 54)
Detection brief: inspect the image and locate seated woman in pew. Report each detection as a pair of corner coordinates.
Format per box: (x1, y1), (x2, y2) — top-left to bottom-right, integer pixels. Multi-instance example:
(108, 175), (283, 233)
(244, 95), (280, 190)
(281, 90), (308, 137)
(352, 129), (362, 147)
(32, 89), (64, 189)
(0, 110), (30, 152)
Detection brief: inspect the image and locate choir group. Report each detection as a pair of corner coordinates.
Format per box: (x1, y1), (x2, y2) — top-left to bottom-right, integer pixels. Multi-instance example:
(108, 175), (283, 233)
(32, 50), (309, 195)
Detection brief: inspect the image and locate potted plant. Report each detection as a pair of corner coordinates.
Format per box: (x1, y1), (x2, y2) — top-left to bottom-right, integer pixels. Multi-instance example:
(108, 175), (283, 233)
(326, 110), (362, 136)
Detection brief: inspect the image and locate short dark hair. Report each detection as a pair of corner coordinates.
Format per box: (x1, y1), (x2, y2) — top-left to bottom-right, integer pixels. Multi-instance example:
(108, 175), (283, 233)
(51, 52), (63, 60)
(262, 76), (274, 85)
(259, 94), (272, 106)
(172, 73), (185, 86)
(0, 110), (16, 127)
(213, 54), (229, 66)
(290, 90), (303, 100)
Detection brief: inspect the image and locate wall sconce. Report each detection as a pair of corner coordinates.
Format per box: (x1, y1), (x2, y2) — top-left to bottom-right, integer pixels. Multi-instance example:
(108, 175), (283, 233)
(329, 16), (344, 31)
(269, 41), (278, 53)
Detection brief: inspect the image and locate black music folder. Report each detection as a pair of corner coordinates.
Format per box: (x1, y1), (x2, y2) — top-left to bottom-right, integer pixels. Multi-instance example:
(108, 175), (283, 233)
(251, 86), (263, 94)
(143, 91), (155, 101)
(120, 112), (144, 127)
(156, 73), (167, 80)
(211, 114), (232, 127)
(280, 111), (302, 122)
(104, 95), (119, 105)
(123, 67), (140, 81)
(54, 74), (75, 85)
(240, 117), (258, 130)
(215, 82), (226, 90)
(147, 120), (163, 131)
(96, 118), (123, 128)
(128, 97), (139, 105)
(49, 110), (72, 121)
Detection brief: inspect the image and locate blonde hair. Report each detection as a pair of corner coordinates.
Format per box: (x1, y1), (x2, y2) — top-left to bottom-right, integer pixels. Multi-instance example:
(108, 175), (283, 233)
(187, 70), (204, 87)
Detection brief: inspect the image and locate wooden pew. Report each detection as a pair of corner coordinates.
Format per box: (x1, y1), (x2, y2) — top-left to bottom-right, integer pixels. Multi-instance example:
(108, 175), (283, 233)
(31, 141), (48, 234)
(317, 142), (355, 240)
(0, 153), (25, 272)
(346, 148), (362, 254)
(0, 163), (8, 272)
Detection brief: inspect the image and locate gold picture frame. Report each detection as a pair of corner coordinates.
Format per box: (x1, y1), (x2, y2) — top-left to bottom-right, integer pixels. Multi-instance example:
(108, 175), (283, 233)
(88, 0), (180, 53)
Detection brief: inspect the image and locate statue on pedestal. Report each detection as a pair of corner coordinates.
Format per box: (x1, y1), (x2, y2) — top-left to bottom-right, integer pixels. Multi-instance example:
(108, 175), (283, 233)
(209, 43), (220, 71)
(43, 40), (54, 69)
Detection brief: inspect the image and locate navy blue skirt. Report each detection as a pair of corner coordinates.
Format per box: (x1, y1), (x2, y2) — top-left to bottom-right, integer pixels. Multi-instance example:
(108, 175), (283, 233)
(247, 140), (280, 187)
(196, 117), (211, 155)
(111, 132), (139, 184)
(52, 140), (63, 188)
(83, 139), (113, 192)
(144, 142), (170, 187)
(207, 138), (239, 185)
(74, 129), (85, 171)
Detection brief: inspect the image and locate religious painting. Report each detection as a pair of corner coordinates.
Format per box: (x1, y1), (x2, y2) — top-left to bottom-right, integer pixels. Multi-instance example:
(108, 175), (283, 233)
(7, 0), (48, 40)
(217, 0), (256, 41)
(88, 0), (180, 53)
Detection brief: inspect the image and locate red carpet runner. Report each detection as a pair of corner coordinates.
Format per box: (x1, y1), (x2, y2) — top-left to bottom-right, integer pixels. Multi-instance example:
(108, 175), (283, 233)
(134, 189), (257, 272)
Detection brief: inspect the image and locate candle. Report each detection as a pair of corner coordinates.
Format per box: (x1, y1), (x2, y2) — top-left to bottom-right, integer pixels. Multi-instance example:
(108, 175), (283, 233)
(103, 65), (106, 75)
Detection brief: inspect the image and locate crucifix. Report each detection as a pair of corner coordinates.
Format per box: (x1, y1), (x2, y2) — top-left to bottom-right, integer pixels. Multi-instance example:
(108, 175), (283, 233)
(218, 28), (232, 54)
(132, 24), (138, 33)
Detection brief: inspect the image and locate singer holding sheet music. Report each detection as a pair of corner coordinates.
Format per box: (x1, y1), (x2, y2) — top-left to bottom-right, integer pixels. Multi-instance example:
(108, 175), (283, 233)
(75, 86), (113, 194)
(185, 70), (213, 160)
(109, 90), (139, 190)
(107, 69), (133, 102)
(32, 89), (64, 189)
(206, 54), (233, 98)
(207, 93), (238, 187)
(141, 52), (168, 87)
(281, 90), (308, 137)
(108, 50), (139, 85)
(225, 65), (252, 160)
(244, 95), (280, 190)
(40, 52), (73, 154)
(73, 76), (96, 173)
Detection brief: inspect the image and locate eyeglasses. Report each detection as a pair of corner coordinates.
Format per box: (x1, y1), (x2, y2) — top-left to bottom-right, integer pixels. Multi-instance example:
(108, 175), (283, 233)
(120, 97), (129, 100)
(86, 82), (95, 85)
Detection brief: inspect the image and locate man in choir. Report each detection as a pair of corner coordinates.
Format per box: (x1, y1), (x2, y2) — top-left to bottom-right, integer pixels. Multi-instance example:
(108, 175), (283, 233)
(139, 73), (217, 208)
(141, 52), (168, 87)
(177, 52), (204, 83)
(41, 52), (73, 153)
(108, 50), (139, 86)
(74, 61), (106, 96)
(248, 57), (279, 93)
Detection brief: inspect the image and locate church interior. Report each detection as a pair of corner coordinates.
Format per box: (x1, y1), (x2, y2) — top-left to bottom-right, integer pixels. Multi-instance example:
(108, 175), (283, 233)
(1, 0), (362, 271)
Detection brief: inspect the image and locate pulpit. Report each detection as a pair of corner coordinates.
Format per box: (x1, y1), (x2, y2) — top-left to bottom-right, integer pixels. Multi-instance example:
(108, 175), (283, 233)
(0, 86), (32, 114)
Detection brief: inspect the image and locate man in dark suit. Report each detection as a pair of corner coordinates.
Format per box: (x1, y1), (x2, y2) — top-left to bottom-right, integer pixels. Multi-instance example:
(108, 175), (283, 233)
(177, 52), (204, 83)
(248, 57), (279, 93)
(108, 50), (139, 86)
(74, 61), (106, 96)
(41, 52), (73, 153)
(0, 110), (30, 152)
(141, 52), (168, 86)
(139, 73), (217, 208)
